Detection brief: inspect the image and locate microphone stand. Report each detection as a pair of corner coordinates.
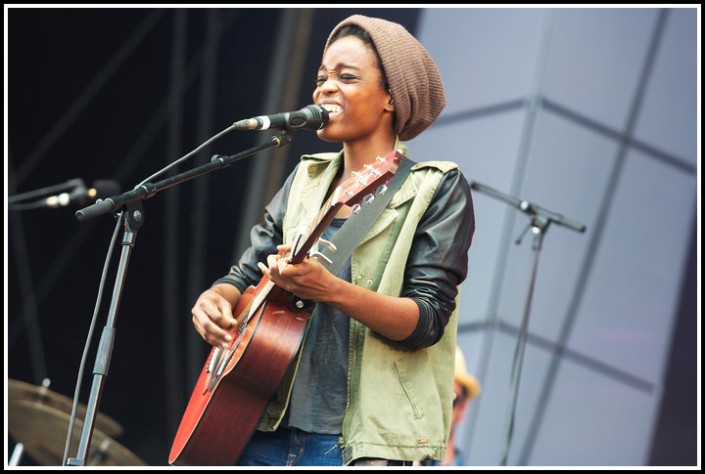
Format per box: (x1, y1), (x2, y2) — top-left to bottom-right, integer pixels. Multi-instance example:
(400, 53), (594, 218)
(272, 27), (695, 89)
(468, 181), (586, 466)
(9, 180), (86, 464)
(66, 133), (292, 466)
(8, 178), (85, 204)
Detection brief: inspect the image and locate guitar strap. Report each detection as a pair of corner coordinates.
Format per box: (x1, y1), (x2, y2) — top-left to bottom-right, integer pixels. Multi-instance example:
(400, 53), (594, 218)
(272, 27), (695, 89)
(319, 155), (415, 276)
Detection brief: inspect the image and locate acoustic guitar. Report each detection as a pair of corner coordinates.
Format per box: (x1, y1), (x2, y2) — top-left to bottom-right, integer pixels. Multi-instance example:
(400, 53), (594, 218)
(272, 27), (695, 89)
(169, 149), (402, 466)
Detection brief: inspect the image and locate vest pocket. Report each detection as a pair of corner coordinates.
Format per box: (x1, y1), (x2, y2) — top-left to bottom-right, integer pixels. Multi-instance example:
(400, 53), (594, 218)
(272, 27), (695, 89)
(393, 361), (423, 419)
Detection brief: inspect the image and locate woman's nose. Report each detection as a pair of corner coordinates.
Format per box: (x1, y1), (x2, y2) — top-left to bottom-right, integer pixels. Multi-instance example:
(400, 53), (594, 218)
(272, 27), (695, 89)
(318, 78), (339, 94)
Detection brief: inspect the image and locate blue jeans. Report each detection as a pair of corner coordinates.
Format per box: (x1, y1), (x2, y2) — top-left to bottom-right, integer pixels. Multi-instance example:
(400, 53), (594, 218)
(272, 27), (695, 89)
(236, 427), (343, 466)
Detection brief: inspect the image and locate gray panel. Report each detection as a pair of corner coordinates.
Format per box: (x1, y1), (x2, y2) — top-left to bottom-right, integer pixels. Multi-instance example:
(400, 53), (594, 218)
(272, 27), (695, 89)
(454, 331), (488, 462)
(462, 331), (658, 466)
(633, 8), (698, 164)
(462, 331), (553, 465)
(569, 149), (695, 383)
(410, 111), (526, 322)
(413, 7), (693, 466)
(542, 8), (659, 131)
(417, 8), (546, 115)
(457, 331), (487, 380)
(529, 360), (658, 465)
(496, 112), (618, 341)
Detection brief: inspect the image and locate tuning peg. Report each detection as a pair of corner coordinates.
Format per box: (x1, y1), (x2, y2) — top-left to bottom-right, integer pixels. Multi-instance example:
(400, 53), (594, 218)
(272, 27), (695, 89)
(377, 184), (388, 195)
(308, 251), (333, 265)
(352, 204), (362, 214)
(364, 163), (382, 176)
(363, 193), (375, 205)
(350, 170), (368, 187)
(317, 238), (337, 253)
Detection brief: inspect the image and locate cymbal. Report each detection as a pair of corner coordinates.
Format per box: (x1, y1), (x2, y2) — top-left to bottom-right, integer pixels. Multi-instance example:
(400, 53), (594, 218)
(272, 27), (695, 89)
(8, 399), (147, 466)
(8, 378), (123, 437)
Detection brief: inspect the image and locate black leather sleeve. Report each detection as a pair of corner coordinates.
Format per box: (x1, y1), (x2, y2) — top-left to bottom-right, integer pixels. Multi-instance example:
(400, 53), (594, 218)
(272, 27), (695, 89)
(393, 168), (475, 350)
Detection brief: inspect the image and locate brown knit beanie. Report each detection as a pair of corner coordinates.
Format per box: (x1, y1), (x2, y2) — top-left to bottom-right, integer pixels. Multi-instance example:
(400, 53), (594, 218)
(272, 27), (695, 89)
(324, 15), (446, 141)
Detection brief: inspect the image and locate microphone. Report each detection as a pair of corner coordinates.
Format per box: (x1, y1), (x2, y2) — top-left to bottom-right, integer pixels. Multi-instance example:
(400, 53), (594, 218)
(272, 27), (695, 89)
(44, 179), (121, 208)
(232, 104), (329, 132)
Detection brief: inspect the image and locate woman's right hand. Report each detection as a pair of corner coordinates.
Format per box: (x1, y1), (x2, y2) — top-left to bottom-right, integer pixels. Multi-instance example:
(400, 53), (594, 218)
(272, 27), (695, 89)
(191, 283), (241, 349)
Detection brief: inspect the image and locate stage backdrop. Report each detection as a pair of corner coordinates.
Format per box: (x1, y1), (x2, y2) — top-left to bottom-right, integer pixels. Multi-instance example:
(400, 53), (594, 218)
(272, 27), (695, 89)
(6, 6), (698, 467)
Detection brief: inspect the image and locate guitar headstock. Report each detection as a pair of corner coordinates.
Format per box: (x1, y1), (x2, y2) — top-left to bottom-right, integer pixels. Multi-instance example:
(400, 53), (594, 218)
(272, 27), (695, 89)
(289, 149), (404, 264)
(331, 148), (404, 208)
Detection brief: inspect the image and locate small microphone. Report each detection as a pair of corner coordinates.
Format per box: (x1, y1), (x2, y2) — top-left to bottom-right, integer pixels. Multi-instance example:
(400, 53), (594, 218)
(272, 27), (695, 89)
(44, 180), (121, 208)
(232, 104), (329, 132)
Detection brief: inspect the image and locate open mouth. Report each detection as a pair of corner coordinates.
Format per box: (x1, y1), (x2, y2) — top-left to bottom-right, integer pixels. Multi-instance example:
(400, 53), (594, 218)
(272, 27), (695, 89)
(320, 103), (342, 120)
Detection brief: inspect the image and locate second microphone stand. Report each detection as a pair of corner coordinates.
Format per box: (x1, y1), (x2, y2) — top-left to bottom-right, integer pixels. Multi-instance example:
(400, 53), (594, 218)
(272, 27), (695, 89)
(469, 181), (586, 466)
(66, 133), (292, 466)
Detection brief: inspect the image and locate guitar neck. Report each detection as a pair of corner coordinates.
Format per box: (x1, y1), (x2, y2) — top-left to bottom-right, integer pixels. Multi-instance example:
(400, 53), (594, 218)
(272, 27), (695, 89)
(290, 150), (402, 264)
(289, 199), (343, 265)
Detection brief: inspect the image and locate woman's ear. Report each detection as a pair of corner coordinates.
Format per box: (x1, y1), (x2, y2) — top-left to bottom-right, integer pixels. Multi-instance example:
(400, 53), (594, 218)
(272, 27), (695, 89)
(385, 92), (395, 112)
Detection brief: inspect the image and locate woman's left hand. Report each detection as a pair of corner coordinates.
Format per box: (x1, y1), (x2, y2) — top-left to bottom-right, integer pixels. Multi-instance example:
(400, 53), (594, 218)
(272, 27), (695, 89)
(257, 244), (340, 303)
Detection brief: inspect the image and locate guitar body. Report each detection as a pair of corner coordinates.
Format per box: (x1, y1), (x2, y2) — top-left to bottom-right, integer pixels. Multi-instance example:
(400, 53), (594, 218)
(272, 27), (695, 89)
(169, 281), (311, 466)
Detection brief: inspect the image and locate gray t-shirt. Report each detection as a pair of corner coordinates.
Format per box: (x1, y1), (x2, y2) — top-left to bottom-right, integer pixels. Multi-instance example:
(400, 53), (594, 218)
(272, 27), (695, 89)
(285, 216), (350, 434)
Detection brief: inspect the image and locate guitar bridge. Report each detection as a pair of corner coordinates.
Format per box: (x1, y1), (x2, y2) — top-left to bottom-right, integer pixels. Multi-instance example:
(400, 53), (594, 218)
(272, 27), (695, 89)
(204, 342), (239, 394)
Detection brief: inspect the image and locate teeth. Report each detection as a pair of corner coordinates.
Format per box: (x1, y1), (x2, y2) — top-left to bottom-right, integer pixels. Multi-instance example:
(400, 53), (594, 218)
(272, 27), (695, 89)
(321, 104), (341, 114)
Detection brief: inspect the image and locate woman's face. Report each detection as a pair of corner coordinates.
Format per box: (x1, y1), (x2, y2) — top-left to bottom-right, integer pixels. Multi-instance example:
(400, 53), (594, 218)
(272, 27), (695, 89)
(313, 35), (394, 144)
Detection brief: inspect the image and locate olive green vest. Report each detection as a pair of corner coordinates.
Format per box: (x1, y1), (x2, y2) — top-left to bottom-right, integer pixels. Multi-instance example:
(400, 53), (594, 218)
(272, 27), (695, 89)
(257, 149), (460, 464)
